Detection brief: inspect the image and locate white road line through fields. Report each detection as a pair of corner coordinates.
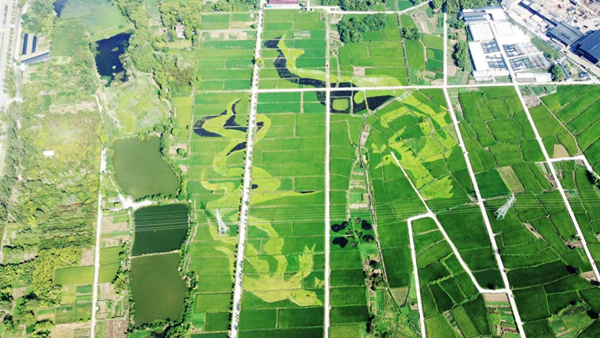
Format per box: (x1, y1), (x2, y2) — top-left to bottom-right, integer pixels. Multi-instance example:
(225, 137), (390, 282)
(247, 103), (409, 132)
(515, 84), (600, 282)
(324, 11), (331, 338)
(230, 1), (266, 336)
(443, 88), (526, 337)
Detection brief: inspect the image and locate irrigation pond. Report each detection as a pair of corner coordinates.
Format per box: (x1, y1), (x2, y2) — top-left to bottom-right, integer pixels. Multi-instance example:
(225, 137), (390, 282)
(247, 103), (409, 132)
(113, 137), (179, 200)
(130, 253), (187, 326)
(132, 204), (189, 256)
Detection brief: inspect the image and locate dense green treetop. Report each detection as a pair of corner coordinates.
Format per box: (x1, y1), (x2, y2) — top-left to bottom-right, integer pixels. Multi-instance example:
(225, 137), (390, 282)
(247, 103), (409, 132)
(338, 14), (386, 43)
(551, 64), (566, 82)
(21, 0), (55, 34)
(453, 40), (469, 69)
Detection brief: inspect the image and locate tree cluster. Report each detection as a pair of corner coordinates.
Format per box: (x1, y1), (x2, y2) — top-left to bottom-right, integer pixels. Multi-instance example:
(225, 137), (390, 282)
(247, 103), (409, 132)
(159, 2), (201, 42)
(401, 26), (419, 40)
(443, 0), (499, 13)
(114, 0), (158, 73)
(338, 14), (387, 44)
(551, 64), (566, 82)
(213, 0), (258, 11)
(453, 40), (469, 70)
(21, 0), (54, 34)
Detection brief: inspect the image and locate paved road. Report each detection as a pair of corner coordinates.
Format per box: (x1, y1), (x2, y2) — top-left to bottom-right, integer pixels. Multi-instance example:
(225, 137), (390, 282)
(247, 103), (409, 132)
(515, 84), (600, 282)
(443, 88), (527, 337)
(229, 0), (266, 336)
(390, 153), (509, 295)
(407, 214), (429, 338)
(323, 12), (331, 338)
(90, 148), (107, 338)
(549, 154), (594, 172)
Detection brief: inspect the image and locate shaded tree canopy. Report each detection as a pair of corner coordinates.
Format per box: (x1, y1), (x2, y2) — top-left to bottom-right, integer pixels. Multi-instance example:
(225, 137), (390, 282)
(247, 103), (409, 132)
(338, 14), (387, 44)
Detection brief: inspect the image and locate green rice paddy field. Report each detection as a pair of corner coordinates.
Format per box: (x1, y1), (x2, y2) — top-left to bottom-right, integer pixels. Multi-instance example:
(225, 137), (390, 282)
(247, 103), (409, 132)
(412, 217), (498, 337)
(196, 13), (258, 91)
(142, 2), (600, 337)
(530, 86), (600, 171)
(329, 114), (373, 337)
(186, 91), (250, 334)
(457, 87), (600, 336)
(260, 10), (326, 89)
(331, 14), (409, 87)
(400, 12), (445, 85)
(366, 89), (502, 289)
(238, 93), (326, 337)
(555, 161), (600, 268)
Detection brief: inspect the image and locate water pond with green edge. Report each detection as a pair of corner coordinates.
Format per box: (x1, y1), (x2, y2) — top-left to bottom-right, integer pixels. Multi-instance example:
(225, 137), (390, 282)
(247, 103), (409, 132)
(130, 253), (187, 326)
(132, 204), (189, 256)
(113, 137), (179, 200)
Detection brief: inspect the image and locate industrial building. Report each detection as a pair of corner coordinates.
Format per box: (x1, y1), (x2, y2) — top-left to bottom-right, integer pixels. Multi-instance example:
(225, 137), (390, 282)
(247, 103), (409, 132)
(518, 0), (584, 46)
(574, 30), (600, 64)
(266, 0), (300, 7)
(548, 21), (584, 46)
(461, 6), (552, 82)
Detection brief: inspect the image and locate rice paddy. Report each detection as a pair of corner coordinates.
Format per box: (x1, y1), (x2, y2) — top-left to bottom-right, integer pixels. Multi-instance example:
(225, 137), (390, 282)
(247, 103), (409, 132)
(455, 86), (600, 336)
(91, 3), (600, 338)
(530, 85), (600, 172)
(238, 93), (326, 337)
(330, 14), (409, 87)
(196, 13), (258, 91)
(260, 10), (327, 89)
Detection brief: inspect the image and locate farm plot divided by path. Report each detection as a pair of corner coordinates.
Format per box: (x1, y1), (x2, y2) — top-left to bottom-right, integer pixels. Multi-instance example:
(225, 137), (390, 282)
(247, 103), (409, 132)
(237, 93), (326, 338)
(330, 14), (409, 87)
(196, 13), (258, 91)
(366, 89), (502, 289)
(527, 85), (600, 172)
(555, 162), (600, 270)
(154, 6), (600, 338)
(329, 113), (377, 337)
(455, 86), (600, 337)
(186, 91), (252, 335)
(400, 11), (445, 86)
(412, 217), (517, 337)
(260, 10), (327, 90)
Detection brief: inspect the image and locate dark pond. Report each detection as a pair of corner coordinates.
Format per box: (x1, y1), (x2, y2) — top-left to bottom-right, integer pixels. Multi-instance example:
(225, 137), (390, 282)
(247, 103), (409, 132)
(53, 0), (68, 16)
(93, 32), (130, 83)
(331, 221), (348, 233)
(333, 237), (349, 248)
(361, 220), (372, 230)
